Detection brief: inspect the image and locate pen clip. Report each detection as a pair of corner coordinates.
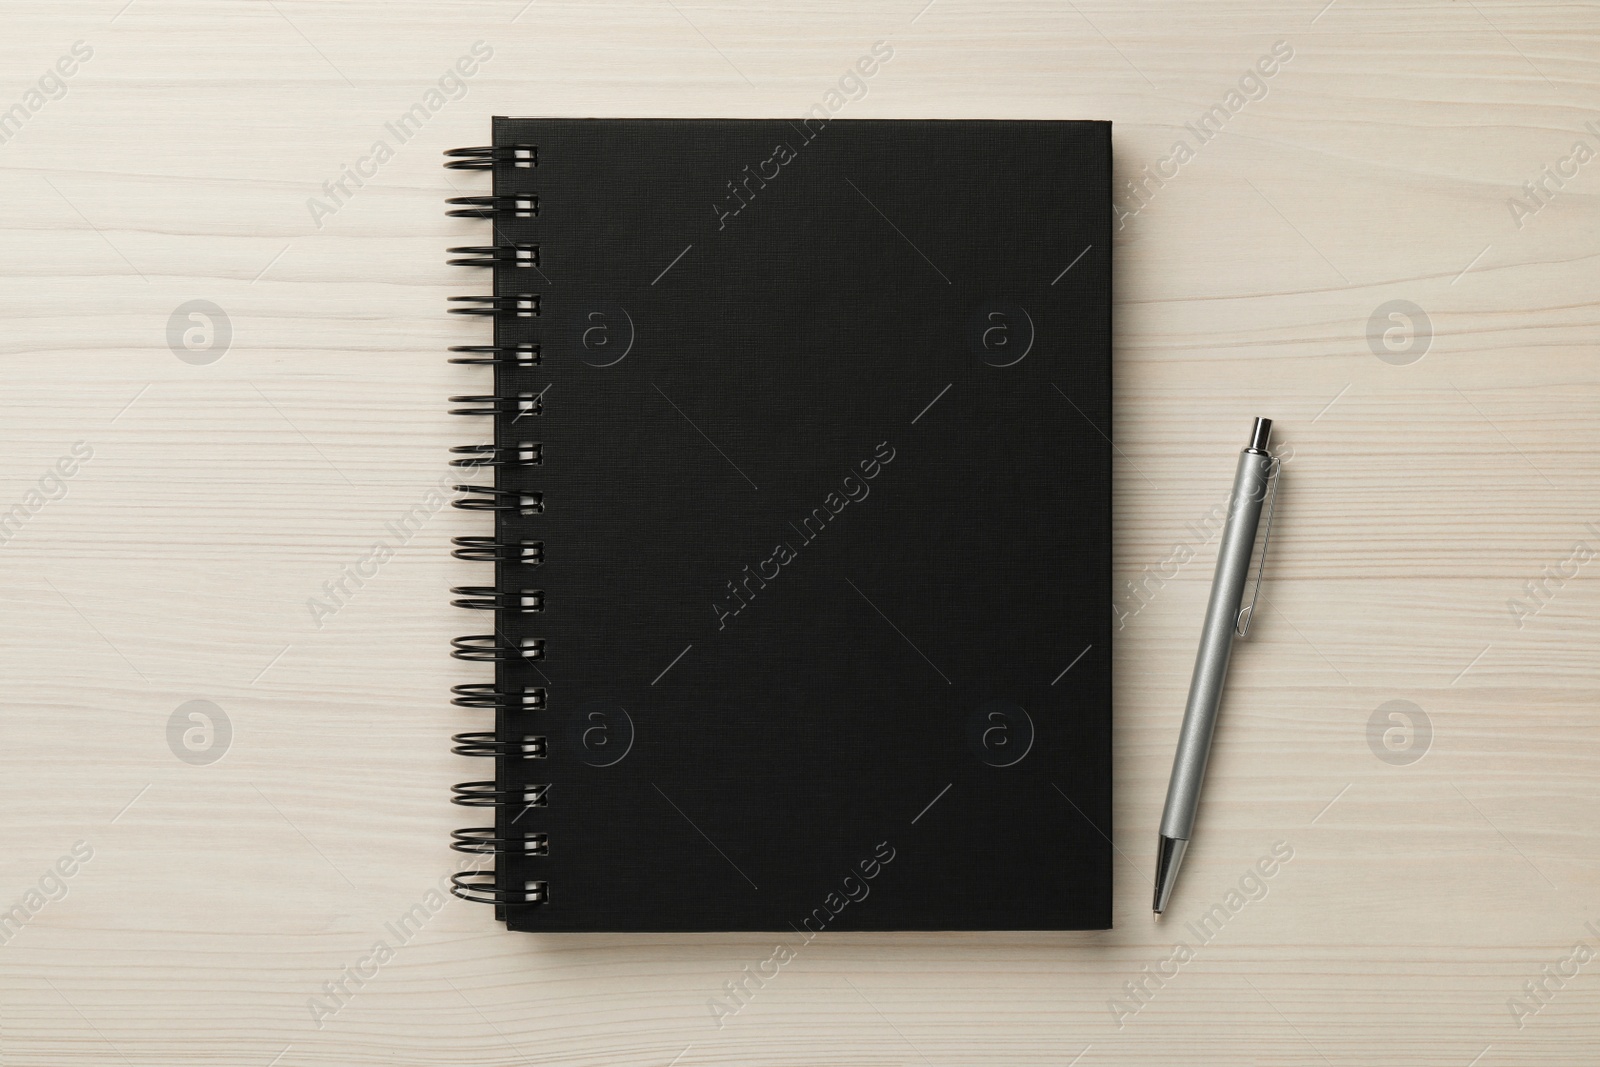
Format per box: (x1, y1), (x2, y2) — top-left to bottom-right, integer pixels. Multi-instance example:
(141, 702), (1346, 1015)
(1235, 457), (1279, 638)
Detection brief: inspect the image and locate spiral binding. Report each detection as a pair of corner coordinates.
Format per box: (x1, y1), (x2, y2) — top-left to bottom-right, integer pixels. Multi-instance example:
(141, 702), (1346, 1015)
(447, 141), (548, 910)
(451, 537), (545, 564)
(452, 827), (550, 855)
(449, 586), (546, 613)
(451, 635), (547, 662)
(449, 294), (540, 317)
(452, 732), (548, 758)
(447, 343), (541, 367)
(447, 244), (540, 267)
(450, 683), (548, 711)
(449, 443), (544, 469)
(445, 195), (539, 219)
(447, 394), (542, 417)
(452, 484), (544, 513)
(444, 145), (538, 170)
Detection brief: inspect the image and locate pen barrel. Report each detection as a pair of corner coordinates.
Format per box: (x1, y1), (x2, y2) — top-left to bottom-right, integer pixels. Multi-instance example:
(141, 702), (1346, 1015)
(1158, 448), (1274, 841)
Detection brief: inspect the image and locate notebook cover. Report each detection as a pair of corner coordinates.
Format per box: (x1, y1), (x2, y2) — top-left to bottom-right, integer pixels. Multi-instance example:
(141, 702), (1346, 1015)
(466, 116), (1112, 931)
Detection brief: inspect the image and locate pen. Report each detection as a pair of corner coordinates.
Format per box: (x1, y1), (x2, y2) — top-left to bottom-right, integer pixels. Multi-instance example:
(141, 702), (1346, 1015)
(1153, 417), (1278, 916)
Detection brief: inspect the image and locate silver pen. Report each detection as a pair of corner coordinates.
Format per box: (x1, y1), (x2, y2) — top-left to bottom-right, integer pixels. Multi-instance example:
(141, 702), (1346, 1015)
(1153, 417), (1278, 915)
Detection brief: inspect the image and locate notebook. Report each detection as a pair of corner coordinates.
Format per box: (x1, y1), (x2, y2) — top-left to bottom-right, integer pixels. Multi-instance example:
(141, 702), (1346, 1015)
(446, 117), (1113, 932)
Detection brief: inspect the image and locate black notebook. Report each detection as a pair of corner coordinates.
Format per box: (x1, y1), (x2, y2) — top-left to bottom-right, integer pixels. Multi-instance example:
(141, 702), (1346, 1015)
(446, 117), (1112, 932)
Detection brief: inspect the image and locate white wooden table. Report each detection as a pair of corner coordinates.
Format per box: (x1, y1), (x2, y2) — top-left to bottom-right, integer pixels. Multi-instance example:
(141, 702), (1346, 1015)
(2, 1), (1596, 1063)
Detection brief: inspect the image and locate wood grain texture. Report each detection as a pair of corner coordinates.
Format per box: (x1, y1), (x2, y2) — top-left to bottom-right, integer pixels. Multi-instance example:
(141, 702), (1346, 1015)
(0, 0), (1596, 1063)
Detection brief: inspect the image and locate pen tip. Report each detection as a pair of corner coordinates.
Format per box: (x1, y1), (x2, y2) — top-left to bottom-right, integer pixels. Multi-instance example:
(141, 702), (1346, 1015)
(1153, 835), (1188, 915)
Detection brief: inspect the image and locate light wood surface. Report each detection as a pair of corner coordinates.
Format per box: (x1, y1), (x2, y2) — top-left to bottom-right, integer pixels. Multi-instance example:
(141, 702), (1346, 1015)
(3, 1), (1597, 1064)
